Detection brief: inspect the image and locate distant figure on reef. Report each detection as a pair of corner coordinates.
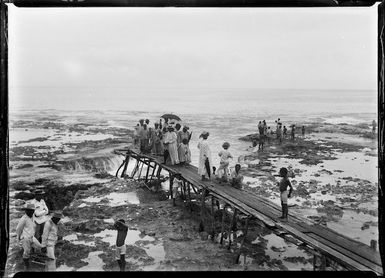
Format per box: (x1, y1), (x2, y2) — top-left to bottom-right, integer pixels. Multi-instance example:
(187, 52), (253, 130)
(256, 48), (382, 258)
(266, 127), (272, 144)
(145, 119), (150, 126)
(216, 142), (233, 182)
(162, 127), (170, 164)
(372, 120), (376, 134)
(16, 204), (41, 270)
(114, 219), (128, 271)
(178, 138), (191, 165)
(134, 124), (140, 147)
(290, 125), (295, 141)
(198, 131), (212, 181)
(302, 126), (305, 137)
(258, 121), (263, 136)
(153, 123), (164, 156)
(277, 167), (293, 221)
(148, 126), (157, 154)
(258, 123), (265, 151)
(31, 189), (49, 243)
(230, 164), (244, 189)
(41, 212), (63, 271)
(139, 124), (149, 153)
(164, 126), (179, 165)
(277, 125), (283, 144)
(283, 126), (287, 139)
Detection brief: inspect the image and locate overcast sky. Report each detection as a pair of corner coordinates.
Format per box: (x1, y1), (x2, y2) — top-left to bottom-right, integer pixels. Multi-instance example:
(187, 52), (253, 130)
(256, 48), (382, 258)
(8, 4), (378, 109)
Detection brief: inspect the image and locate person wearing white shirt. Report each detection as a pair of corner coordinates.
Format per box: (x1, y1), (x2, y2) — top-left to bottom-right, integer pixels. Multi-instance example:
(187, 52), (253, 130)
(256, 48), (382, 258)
(16, 203), (41, 270)
(31, 189), (49, 242)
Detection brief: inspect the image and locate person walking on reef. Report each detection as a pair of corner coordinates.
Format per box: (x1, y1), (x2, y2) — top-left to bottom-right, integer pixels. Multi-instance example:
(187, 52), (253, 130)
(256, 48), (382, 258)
(283, 126), (287, 139)
(198, 131), (212, 181)
(290, 125), (295, 141)
(31, 189), (49, 243)
(277, 167), (293, 221)
(139, 124), (149, 153)
(153, 123), (164, 156)
(114, 219), (128, 271)
(216, 142), (233, 182)
(16, 203), (41, 270)
(301, 125), (305, 138)
(41, 212), (63, 271)
(277, 125), (283, 144)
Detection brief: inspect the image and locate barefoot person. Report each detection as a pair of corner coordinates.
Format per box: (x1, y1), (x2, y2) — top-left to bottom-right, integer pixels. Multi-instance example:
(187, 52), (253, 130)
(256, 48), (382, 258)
(198, 131), (212, 181)
(277, 167), (293, 221)
(41, 212), (63, 271)
(114, 219), (128, 271)
(217, 142), (233, 182)
(230, 164), (244, 189)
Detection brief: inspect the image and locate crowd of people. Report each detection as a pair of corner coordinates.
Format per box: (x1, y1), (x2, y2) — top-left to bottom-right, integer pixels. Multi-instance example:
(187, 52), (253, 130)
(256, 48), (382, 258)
(255, 118), (306, 151)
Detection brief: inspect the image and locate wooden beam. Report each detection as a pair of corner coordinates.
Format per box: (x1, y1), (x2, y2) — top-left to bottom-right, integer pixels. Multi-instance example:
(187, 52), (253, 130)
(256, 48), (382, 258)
(199, 189), (208, 232)
(211, 196), (215, 241)
(220, 205), (227, 245)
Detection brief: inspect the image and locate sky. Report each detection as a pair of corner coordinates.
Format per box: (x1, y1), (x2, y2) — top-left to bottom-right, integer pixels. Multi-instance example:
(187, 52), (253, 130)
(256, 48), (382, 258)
(7, 4), (378, 110)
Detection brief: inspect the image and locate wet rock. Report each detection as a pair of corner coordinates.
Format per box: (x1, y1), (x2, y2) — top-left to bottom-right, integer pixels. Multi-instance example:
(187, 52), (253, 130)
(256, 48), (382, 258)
(72, 219), (108, 233)
(11, 181), (30, 191)
(199, 231), (209, 240)
(293, 185), (309, 198)
(16, 164), (34, 169)
(14, 200), (26, 206)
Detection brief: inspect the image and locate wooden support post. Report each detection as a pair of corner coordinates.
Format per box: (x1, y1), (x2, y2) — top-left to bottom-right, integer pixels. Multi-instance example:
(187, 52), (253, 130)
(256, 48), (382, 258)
(120, 155), (130, 178)
(169, 174), (174, 204)
(149, 163), (157, 181)
(199, 189), (208, 232)
(187, 183), (192, 212)
(211, 196), (215, 241)
(145, 160), (151, 182)
(191, 185), (198, 195)
(156, 165), (162, 179)
(320, 255), (327, 270)
(220, 205), (227, 245)
(228, 208), (237, 250)
(235, 216), (250, 264)
(130, 159), (139, 178)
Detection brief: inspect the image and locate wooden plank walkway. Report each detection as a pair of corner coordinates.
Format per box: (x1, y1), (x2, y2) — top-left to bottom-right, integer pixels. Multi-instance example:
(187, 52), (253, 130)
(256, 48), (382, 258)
(115, 148), (382, 274)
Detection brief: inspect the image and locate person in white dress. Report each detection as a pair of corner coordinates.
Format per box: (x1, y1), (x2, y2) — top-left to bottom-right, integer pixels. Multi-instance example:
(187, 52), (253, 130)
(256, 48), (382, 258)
(197, 131), (212, 181)
(163, 126), (179, 165)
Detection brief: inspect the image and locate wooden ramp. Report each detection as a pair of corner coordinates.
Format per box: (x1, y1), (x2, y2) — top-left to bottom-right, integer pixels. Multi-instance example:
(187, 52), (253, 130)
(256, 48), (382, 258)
(114, 147), (382, 275)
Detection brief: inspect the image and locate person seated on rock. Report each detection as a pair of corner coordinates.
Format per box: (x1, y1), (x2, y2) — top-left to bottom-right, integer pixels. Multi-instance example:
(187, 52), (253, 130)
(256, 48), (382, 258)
(230, 164), (244, 189)
(31, 189), (49, 243)
(41, 211), (63, 271)
(16, 203), (42, 270)
(114, 219), (128, 271)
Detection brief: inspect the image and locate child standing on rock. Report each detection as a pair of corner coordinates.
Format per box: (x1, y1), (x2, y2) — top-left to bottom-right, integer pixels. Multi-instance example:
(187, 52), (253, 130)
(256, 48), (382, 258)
(114, 219), (128, 271)
(217, 142), (233, 182)
(277, 167), (293, 221)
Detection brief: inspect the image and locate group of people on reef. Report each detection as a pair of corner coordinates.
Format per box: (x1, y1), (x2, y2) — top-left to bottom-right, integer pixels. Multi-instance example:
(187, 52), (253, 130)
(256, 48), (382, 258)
(256, 118), (306, 150)
(133, 118), (192, 166)
(16, 188), (130, 272)
(16, 189), (63, 271)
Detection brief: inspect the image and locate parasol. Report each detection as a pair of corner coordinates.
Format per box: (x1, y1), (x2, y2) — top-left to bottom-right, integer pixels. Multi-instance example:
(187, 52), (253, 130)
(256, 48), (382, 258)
(161, 113), (181, 121)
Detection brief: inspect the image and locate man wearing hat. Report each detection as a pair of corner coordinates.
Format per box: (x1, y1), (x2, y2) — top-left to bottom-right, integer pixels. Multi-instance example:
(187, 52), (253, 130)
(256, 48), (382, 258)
(41, 212), (63, 271)
(31, 189), (49, 243)
(16, 203), (40, 270)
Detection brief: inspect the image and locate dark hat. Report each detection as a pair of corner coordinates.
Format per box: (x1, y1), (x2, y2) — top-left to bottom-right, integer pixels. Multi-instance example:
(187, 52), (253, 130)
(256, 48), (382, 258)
(222, 142), (230, 149)
(201, 131), (209, 137)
